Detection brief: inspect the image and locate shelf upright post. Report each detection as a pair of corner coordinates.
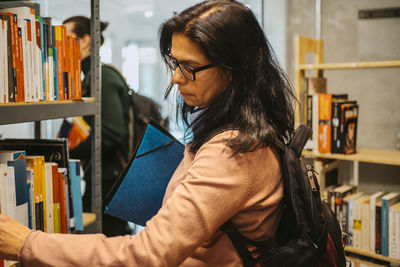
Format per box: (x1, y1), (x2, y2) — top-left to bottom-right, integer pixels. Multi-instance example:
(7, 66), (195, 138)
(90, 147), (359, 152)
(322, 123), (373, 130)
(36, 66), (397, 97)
(90, 0), (102, 233)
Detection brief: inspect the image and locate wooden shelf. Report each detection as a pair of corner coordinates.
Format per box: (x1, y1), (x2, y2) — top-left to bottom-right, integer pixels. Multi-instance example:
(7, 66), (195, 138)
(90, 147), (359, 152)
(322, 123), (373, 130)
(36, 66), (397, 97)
(0, 97), (96, 125)
(298, 60), (400, 70)
(345, 247), (400, 264)
(302, 148), (400, 166)
(82, 212), (96, 227)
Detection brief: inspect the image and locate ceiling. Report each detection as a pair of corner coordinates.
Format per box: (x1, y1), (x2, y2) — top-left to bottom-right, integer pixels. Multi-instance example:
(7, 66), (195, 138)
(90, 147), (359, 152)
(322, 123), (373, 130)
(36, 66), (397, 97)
(40, 0), (200, 44)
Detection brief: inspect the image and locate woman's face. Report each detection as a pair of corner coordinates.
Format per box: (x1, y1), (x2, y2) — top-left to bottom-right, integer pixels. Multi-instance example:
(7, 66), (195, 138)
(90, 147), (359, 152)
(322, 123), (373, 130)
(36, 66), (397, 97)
(170, 32), (230, 108)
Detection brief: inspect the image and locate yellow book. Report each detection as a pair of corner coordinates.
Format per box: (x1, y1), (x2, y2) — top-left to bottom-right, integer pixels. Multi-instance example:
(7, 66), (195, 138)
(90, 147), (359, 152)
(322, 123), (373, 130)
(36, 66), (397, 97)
(26, 156), (47, 232)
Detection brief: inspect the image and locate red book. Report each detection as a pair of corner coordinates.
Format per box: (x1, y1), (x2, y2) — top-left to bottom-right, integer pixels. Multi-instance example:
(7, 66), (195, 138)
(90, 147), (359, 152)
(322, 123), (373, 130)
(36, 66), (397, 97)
(58, 168), (68, 234)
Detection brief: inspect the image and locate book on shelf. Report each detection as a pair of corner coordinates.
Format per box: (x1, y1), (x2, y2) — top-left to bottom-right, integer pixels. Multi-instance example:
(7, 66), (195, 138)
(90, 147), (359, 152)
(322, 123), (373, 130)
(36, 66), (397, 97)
(303, 77), (327, 151)
(388, 202), (400, 259)
(342, 191), (364, 236)
(0, 8), (81, 103)
(0, 163), (17, 220)
(342, 103), (359, 154)
(353, 194), (370, 249)
(26, 168), (34, 230)
(381, 192), (400, 256)
(0, 150), (28, 227)
(44, 162), (55, 233)
(69, 159), (83, 231)
(105, 120), (185, 226)
(369, 192), (384, 253)
(330, 184), (357, 231)
(0, 138), (81, 233)
(51, 162), (61, 233)
(57, 167), (69, 234)
(26, 155), (46, 231)
(0, 14), (14, 103)
(346, 255), (388, 267)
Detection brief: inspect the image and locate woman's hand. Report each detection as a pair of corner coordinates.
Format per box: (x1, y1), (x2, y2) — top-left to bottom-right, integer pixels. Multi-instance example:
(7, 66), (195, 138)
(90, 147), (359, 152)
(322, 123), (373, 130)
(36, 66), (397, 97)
(0, 214), (31, 261)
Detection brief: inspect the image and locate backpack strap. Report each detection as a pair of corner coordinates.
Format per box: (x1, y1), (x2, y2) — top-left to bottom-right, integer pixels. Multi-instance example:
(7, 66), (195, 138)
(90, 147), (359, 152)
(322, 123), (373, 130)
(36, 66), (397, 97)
(288, 124), (312, 158)
(220, 220), (255, 267)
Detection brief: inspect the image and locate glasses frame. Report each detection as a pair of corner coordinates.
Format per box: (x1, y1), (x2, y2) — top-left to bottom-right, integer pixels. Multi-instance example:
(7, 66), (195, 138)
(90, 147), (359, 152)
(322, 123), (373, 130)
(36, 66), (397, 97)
(165, 53), (217, 82)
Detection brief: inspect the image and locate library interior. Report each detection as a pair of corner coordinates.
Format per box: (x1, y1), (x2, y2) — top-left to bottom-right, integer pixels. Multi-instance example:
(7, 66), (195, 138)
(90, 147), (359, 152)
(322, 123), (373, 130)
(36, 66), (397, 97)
(0, 0), (399, 266)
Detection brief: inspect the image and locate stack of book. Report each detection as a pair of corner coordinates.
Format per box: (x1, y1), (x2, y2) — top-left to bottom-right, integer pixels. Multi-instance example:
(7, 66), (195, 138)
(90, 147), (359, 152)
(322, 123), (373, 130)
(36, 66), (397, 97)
(0, 6), (81, 104)
(0, 139), (83, 234)
(302, 77), (359, 154)
(322, 184), (400, 259)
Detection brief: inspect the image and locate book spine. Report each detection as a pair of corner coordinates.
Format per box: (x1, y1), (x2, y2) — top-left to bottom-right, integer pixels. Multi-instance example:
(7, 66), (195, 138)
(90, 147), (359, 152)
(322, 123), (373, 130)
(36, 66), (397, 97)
(382, 199), (389, 256)
(318, 93), (332, 153)
(375, 205), (382, 254)
(353, 200), (361, 248)
(389, 207), (399, 258)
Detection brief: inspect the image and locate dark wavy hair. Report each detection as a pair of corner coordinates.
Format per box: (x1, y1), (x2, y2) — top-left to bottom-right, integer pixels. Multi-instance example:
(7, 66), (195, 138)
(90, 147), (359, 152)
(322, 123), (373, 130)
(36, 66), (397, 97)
(159, 0), (295, 155)
(63, 16), (108, 45)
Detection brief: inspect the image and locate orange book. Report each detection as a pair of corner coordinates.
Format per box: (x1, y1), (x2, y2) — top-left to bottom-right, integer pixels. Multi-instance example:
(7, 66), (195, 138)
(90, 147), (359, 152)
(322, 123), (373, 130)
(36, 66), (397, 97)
(62, 28), (69, 100)
(54, 26), (64, 100)
(68, 35), (75, 100)
(58, 168), (68, 234)
(73, 37), (81, 100)
(17, 26), (25, 102)
(26, 156), (46, 232)
(318, 93), (332, 153)
(0, 13), (18, 102)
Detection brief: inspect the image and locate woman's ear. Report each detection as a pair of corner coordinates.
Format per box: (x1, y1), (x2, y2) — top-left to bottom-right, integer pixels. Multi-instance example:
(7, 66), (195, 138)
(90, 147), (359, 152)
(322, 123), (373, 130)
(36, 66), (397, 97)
(79, 34), (91, 59)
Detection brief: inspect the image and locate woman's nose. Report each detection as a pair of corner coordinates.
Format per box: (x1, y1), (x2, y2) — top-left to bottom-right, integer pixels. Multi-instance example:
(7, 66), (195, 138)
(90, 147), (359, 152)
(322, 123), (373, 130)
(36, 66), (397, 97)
(171, 68), (187, 85)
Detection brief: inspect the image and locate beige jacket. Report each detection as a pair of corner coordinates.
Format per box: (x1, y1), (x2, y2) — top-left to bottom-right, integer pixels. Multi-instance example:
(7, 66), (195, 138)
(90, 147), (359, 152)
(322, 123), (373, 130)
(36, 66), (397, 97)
(19, 131), (283, 266)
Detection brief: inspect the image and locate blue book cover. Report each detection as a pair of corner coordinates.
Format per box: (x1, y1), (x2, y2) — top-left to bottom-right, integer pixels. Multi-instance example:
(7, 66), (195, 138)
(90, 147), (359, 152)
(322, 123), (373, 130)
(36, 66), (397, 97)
(52, 25), (58, 100)
(69, 159), (83, 231)
(381, 192), (400, 256)
(105, 120), (184, 226)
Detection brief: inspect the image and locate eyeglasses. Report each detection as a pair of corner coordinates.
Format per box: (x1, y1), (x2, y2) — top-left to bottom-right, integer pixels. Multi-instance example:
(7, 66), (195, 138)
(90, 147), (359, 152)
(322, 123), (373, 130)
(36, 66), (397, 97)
(165, 53), (217, 82)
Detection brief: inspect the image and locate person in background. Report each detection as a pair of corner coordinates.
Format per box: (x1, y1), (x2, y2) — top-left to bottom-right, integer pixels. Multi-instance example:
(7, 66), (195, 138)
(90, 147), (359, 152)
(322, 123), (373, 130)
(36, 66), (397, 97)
(0, 1), (296, 266)
(63, 16), (132, 237)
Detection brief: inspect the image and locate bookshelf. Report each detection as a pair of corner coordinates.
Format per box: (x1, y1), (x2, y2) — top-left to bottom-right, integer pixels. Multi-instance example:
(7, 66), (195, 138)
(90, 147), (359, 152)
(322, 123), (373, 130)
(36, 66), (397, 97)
(0, 0), (102, 233)
(345, 247), (400, 265)
(295, 35), (400, 264)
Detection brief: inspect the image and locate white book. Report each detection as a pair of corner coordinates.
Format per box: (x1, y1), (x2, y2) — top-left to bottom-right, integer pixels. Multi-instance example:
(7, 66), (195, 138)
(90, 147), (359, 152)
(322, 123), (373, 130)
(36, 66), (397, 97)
(0, 164), (17, 220)
(0, 164), (8, 215)
(346, 191), (364, 236)
(353, 195), (370, 249)
(44, 162), (55, 233)
(389, 202), (400, 259)
(361, 199), (370, 251)
(370, 191), (384, 252)
(1, 7), (39, 102)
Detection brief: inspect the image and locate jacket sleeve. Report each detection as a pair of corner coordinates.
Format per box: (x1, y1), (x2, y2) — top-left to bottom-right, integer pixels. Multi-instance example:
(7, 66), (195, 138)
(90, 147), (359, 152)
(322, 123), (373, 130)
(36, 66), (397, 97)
(19, 133), (276, 266)
(100, 67), (129, 153)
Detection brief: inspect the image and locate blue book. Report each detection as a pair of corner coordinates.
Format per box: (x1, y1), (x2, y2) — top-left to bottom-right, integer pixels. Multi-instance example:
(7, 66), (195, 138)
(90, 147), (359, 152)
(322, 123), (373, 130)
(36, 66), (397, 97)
(69, 159), (83, 231)
(105, 120), (184, 226)
(381, 192), (400, 256)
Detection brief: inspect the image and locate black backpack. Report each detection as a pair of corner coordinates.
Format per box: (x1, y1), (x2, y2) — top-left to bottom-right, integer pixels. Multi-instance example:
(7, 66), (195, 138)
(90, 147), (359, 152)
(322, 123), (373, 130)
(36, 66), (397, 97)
(103, 64), (169, 163)
(220, 124), (346, 267)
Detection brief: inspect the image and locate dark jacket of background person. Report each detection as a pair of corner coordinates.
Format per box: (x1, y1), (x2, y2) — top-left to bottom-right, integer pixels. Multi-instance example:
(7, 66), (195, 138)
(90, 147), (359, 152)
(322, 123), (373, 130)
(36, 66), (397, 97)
(69, 56), (131, 237)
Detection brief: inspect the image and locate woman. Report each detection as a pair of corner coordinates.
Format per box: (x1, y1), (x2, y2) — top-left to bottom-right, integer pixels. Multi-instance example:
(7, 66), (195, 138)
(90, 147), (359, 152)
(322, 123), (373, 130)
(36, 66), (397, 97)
(63, 16), (132, 237)
(0, 1), (295, 266)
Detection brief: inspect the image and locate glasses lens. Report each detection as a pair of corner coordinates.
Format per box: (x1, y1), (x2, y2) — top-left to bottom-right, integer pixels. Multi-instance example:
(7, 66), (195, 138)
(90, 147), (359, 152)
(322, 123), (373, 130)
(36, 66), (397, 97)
(165, 54), (177, 70)
(179, 64), (195, 81)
